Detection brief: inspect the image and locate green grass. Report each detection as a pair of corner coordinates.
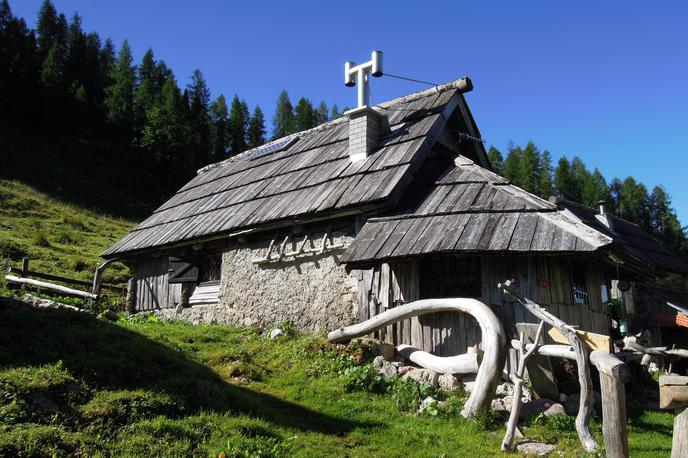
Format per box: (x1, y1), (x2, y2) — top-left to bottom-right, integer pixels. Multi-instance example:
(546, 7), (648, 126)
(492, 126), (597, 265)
(0, 302), (675, 457)
(0, 179), (134, 287)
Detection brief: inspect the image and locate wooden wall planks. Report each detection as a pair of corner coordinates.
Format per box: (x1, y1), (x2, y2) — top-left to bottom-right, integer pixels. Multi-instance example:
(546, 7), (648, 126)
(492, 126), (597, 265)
(356, 255), (612, 356)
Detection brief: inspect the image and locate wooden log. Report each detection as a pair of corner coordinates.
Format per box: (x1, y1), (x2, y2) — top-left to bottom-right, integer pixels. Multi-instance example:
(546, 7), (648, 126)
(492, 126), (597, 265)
(502, 321), (545, 451)
(500, 280), (599, 452)
(328, 298), (506, 418)
(549, 327), (612, 352)
(659, 375), (688, 410)
(672, 407), (688, 458)
(396, 344), (479, 374)
(590, 352), (630, 458)
(5, 274), (97, 299)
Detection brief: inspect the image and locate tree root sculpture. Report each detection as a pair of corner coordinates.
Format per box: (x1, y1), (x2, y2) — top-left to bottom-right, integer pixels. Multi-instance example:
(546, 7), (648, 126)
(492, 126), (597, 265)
(500, 280), (599, 453)
(327, 298), (506, 418)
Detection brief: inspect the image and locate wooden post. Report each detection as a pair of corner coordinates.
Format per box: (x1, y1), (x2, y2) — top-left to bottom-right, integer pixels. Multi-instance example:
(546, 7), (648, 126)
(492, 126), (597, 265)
(125, 277), (137, 314)
(673, 408), (688, 458)
(21, 257), (29, 276)
(590, 352), (630, 458)
(91, 258), (119, 297)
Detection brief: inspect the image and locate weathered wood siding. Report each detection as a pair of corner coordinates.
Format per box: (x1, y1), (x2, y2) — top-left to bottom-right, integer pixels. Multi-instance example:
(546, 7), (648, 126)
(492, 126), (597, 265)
(132, 256), (182, 311)
(357, 255), (610, 356)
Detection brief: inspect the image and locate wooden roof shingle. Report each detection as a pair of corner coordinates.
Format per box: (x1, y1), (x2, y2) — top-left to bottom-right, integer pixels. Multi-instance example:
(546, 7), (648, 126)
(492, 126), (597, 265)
(104, 80), (467, 256)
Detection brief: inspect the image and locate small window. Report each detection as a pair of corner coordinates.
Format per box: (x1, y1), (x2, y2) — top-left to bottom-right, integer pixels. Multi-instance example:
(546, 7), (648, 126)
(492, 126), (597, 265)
(571, 267), (589, 305)
(198, 253), (222, 283)
(420, 256), (481, 299)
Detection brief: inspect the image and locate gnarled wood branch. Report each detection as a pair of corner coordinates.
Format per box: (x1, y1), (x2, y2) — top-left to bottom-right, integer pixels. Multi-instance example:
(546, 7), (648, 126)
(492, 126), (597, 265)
(499, 280), (599, 452)
(328, 298), (506, 418)
(502, 320), (545, 451)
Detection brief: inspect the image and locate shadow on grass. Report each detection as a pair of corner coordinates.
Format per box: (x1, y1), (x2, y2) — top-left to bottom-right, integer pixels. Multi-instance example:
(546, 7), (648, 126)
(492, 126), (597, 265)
(0, 299), (372, 435)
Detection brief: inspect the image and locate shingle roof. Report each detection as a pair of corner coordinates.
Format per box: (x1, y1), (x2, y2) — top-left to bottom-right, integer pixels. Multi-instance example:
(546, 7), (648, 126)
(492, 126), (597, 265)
(340, 156), (613, 264)
(104, 79), (470, 257)
(556, 200), (688, 274)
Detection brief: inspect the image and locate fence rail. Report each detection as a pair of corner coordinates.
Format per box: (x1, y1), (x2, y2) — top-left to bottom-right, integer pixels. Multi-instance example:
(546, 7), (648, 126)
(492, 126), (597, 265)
(3, 257), (127, 300)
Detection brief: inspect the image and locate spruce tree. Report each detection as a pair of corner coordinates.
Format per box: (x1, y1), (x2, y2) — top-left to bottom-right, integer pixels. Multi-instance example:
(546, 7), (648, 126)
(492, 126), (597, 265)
(209, 94), (229, 162)
(41, 43), (62, 87)
(272, 89), (294, 139)
(133, 49), (157, 133)
(104, 40), (135, 128)
(517, 141), (540, 193)
(37, 0), (66, 61)
(487, 146), (504, 175)
(294, 97), (315, 131)
(247, 105), (266, 149)
(228, 95), (247, 154)
(618, 177), (651, 231)
(315, 100), (328, 125)
(502, 143), (522, 184)
(538, 150), (554, 199)
(330, 103), (341, 120)
(186, 68), (211, 165)
(554, 156), (577, 201)
(581, 168), (610, 208)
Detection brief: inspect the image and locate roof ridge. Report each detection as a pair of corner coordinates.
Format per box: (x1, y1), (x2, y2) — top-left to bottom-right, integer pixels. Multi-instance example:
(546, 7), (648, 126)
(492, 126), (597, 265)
(196, 77), (472, 176)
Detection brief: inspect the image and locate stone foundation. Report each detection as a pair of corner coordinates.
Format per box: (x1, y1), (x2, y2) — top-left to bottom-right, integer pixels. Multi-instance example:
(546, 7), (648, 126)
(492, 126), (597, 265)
(157, 231), (359, 332)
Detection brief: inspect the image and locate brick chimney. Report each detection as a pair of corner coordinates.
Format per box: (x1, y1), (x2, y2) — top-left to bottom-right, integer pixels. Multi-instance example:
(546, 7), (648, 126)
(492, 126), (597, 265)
(346, 106), (387, 162)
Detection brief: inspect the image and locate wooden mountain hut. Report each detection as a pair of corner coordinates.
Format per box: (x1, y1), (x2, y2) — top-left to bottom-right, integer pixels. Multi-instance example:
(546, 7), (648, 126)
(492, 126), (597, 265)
(104, 77), (688, 355)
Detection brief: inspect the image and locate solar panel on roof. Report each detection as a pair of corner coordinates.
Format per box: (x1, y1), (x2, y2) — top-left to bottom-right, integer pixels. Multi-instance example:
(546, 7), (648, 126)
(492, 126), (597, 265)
(248, 135), (299, 160)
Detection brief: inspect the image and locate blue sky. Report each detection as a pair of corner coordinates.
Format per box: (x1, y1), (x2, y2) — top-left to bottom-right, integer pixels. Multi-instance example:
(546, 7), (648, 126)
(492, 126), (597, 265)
(12, 0), (688, 222)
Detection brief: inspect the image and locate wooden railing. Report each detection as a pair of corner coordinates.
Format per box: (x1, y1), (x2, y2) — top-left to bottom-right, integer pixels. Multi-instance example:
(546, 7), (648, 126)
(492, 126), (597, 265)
(3, 257), (126, 301)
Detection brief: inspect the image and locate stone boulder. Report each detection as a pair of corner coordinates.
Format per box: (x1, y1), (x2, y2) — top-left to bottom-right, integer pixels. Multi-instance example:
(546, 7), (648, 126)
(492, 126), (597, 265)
(403, 368), (439, 387)
(516, 441), (556, 456)
(519, 399), (561, 421)
(438, 374), (461, 391)
(373, 356), (398, 377)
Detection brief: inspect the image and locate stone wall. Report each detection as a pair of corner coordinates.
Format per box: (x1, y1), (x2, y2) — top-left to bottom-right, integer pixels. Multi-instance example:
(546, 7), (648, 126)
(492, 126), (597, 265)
(157, 230), (359, 332)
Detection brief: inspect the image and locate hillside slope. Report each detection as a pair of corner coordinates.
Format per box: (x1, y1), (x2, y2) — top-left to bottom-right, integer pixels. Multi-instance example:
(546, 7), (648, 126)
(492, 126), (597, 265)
(0, 179), (134, 285)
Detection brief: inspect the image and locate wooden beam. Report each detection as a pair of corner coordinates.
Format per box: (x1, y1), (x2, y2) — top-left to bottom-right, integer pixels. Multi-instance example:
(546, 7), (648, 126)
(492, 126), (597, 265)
(672, 408), (688, 458)
(5, 274), (97, 299)
(548, 327), (612, 352)
(660, 375), (688, 410)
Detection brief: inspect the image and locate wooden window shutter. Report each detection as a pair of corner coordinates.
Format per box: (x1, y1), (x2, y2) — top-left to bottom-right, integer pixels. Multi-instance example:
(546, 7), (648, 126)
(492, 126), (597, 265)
(168, 256), (199, 283)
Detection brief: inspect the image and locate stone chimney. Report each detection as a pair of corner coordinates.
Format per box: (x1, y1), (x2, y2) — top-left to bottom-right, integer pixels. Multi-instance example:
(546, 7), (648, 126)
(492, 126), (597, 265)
(346, 106), (387, 162)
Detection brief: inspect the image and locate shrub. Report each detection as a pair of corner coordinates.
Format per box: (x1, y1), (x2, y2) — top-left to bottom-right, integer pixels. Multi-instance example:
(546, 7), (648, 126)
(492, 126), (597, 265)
(31, 231), (50, 248)
(342, 366), (387, 393)
(0, 237), (27, 260)
(80, 390), (177, 429)
(53, 228), (80, 245)
(69, 256), (87, 272)
(546, 413), (576, 431)
(390, 377), (442, 412)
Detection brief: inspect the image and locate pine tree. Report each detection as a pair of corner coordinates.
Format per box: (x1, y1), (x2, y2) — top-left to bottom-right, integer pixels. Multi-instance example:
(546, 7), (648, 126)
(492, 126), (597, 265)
(247, 105), (266, 149)
(581, 168), (610, 208)
(315, 100), (329, 125)
(502, 143), (522, 184)
(228, 95), (247, 154)
(104, 40), (135, 128)
(294, 97), (315, 132)
(272, 89), (294, 139)
(40, 43), (62, 87)
(133, 48), (157, 132)
(209, 94), (229, 162)
(141, 74), (187, 163)
(330, 104), (341, 120)
(186, 68), (211, 165)
(618, 177), (651, 232)
(538, 150), (554, 198)
(554, 156), (578, 201)
(37, 0), (67, 61)
(487, 146), (503, 175)
(517, 141), (540, 193)
(648, 186), (688, 257)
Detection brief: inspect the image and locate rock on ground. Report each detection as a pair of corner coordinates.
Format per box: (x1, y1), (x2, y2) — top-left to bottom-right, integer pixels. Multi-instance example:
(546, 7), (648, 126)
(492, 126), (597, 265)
(438, 374), (460, 391)
(403, 368), (439, 387)
(519, 399), (561, 421)
(269, 328), (283, 339)
(516, 441), (556, 456)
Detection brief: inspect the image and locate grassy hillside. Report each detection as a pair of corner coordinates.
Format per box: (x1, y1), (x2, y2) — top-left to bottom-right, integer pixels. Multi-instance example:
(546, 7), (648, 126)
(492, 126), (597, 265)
(0, 302), (675, 457)
(0, 179), (134, 287)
